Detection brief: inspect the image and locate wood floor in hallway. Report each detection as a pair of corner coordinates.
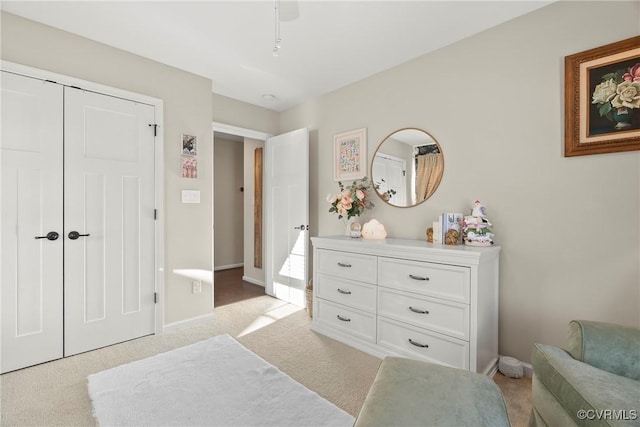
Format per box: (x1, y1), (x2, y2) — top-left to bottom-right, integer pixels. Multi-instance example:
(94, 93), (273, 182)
(214, 267), (266, 307)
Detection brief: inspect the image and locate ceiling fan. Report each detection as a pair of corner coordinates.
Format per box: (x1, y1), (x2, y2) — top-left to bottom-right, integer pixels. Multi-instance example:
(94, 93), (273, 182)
(272, 0), (300, 56)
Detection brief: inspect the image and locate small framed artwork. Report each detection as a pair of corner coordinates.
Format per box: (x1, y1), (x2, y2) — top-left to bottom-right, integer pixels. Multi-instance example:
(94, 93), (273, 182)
(564, 36), (640, 156)
(334, 128), (367, 181)
(182, 134), (197, 155)
(181, 156), (197, 179)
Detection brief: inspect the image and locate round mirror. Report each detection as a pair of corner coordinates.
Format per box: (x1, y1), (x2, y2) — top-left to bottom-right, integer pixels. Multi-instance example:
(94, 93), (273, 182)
(371, 128), (444, 207)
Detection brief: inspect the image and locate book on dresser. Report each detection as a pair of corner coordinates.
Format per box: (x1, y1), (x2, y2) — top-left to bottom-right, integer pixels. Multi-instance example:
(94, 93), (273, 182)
(310, 235), (500, 375)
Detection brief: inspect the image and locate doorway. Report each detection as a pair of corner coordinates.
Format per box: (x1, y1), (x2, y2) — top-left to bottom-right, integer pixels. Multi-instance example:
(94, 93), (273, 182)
(212, 124), (269, 306)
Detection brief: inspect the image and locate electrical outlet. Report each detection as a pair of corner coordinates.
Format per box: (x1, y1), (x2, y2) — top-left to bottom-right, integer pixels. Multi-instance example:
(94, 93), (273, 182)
(192, 280), (202, 294)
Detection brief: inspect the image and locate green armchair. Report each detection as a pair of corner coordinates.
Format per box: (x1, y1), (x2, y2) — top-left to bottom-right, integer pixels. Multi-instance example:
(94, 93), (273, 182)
(530, 320), (640, 426)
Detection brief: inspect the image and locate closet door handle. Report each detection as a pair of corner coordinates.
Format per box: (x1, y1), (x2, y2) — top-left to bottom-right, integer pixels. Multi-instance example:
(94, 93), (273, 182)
(68, 231), (90, 240)
(35, 231), (59, 241)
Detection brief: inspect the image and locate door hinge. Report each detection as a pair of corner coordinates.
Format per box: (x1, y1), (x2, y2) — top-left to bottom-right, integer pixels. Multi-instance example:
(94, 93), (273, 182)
(154, 292), (158, 304)
(149, 123), (158, 137)
(154, 209), (158, 220)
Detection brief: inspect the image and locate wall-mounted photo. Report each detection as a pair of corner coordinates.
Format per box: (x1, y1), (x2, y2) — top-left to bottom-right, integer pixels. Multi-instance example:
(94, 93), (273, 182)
(182, 134), (197, 156)
(181, 156), (197, 179)
(334, 128), (367, 181)
(564, 36), (640, 156)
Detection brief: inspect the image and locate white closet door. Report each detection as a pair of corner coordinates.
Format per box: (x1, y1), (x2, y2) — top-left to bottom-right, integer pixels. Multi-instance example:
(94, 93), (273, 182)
(0, 72), (64, 373)
(63, 87), (156, 356)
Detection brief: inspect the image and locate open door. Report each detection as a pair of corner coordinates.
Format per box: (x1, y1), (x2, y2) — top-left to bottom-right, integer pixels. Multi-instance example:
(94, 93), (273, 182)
(264, 128), (309, 306)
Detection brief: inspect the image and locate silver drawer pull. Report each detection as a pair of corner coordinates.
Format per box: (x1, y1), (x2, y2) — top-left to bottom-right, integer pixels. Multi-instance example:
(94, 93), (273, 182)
(409, 306), (429, 315)
(409, 274), (429, 281)
(408, 338), (429, 348)
(337, 288), (352, 295)
(337, 262), (352, 268)
(336, 314), (351, 322)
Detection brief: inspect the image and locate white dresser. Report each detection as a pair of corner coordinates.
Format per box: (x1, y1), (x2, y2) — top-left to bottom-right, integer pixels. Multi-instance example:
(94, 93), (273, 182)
(310, 236), (500, 374)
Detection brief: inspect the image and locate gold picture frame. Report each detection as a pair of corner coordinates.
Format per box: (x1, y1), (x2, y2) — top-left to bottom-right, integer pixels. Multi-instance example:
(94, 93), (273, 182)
(564, 36), (640, 157)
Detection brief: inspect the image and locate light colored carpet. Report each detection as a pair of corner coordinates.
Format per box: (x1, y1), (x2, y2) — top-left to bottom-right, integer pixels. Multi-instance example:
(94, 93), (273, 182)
(88, 334), (354, 427)
(1, 295), (532, 426)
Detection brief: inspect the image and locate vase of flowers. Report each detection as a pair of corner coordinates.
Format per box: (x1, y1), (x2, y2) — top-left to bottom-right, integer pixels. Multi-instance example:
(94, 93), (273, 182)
(592, 62), (640, 131)
(327, 177), (374, 236)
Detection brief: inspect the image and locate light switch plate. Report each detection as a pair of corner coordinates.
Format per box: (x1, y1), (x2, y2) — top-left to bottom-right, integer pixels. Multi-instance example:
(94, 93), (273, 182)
(181, 190), (200, 204)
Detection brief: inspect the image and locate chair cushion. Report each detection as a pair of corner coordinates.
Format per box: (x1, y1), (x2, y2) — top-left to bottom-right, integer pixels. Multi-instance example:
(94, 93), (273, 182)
(532, 343), (640, 426)
(354, 357), (510, 427)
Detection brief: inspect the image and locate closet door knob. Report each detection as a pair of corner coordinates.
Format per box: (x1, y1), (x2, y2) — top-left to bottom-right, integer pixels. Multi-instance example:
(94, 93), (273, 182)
(68, 231), (90, 240)
(35, 231), (59, 241)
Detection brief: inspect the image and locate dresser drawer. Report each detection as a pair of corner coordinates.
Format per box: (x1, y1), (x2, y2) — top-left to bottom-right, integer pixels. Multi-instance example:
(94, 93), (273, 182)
(316, 300), (376, 343)
(316, 274), (376, 313)
(377, 318), (469, 369)
(378, 287), (469, 340)
(378, 258), (470, 303)
(316, 249), (377, 284)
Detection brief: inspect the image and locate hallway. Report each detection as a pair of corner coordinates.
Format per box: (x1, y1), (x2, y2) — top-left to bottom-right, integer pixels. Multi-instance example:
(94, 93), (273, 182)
(214, 268), (265, 307)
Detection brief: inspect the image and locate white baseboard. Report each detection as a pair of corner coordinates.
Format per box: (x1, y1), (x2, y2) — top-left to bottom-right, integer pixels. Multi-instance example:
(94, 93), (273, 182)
(214, 263), (243, 271)
(242, 275), (265, 287)
(163, 312), (214, 332)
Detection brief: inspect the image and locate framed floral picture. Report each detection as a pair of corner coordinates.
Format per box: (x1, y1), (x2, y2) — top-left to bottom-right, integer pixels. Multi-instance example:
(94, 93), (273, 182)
(564, 36), (640, 156)
(334, 128), (367, 181)
(181, 156), (197, 179)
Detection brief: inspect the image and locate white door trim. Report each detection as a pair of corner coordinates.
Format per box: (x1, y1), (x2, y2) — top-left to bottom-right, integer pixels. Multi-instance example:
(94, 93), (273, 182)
(212, 122), (272, 142)
(1, 60), (165, 335)
(211, 122), (272, 306)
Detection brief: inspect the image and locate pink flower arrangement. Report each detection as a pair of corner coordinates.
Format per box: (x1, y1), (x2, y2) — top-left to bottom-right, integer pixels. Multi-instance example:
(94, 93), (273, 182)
(327, 177), (374, 220)
(623, 63), (640, 82)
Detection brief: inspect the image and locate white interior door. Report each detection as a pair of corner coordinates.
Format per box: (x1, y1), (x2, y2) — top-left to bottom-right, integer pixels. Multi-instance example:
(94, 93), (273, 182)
(0, 72), (64, 373)
(265, 128), (309, 306)
(372, 154), (407, 206)
(63, 87), (156, 356)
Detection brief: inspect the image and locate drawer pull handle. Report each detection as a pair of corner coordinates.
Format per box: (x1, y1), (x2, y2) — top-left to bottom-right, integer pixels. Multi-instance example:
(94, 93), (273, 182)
(409, 274), (429, 281)
(336, 315), (351, 322)
(337, 262), (352, 268)
(409, 306), (429, 315)
(408, 338), (429, 348)
(337, 288), (352, 295)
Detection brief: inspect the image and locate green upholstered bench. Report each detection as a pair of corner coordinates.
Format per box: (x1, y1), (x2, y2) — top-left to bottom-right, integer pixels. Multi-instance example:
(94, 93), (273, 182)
(354, 357), (510, 427)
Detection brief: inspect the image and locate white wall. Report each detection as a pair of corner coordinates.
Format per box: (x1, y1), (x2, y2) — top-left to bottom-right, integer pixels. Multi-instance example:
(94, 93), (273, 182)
(213, 137), (244, 270)
(1, 11), (214, 325)
(280, 1), (640, 363)
(212, 93), (279, 136)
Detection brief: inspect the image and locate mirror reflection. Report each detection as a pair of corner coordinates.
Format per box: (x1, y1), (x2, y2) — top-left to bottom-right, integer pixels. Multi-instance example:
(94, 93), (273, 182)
(372, 128), (444, 207)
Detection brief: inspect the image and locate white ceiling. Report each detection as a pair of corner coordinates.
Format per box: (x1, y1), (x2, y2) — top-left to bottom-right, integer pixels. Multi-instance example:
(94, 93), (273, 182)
(1, 1), (552, 112)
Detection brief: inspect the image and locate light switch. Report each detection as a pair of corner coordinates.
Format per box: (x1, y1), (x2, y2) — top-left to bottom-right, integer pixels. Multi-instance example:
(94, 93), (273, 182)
(181, 190), (200, 204)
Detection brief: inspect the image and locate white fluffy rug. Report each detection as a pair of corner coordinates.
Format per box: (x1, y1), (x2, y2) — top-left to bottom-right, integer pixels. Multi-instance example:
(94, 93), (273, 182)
(87, 334), (355, 426)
